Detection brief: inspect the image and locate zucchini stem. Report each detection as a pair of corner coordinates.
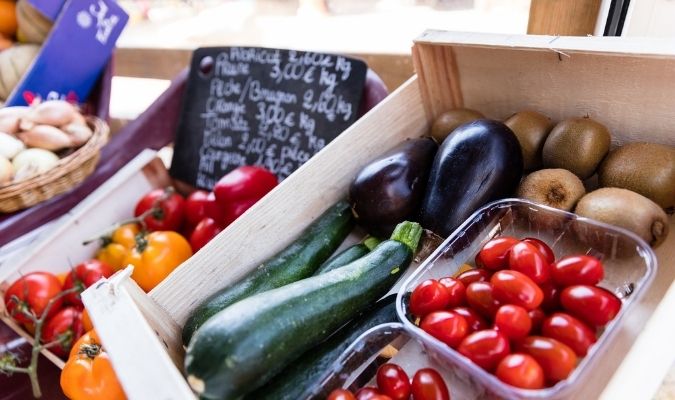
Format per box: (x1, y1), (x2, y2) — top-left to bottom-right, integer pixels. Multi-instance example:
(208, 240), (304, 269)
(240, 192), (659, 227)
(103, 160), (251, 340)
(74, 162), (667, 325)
(389, 221), (423, 253)
(362, 236), (380, 251)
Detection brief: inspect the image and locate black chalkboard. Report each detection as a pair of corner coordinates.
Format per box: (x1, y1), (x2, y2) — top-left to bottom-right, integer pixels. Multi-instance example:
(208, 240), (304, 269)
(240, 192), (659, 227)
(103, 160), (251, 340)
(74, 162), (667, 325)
(170, 47), (368, 189)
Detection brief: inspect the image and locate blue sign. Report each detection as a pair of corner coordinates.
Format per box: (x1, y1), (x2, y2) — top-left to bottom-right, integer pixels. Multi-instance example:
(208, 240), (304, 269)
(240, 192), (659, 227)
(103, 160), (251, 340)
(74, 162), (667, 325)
(6, 0), (128, 107)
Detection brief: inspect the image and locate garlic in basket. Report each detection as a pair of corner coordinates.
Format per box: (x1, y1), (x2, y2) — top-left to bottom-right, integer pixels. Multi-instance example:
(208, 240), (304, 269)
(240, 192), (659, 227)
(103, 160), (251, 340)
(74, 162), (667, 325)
(0, 131), (25, 159)
(12, 148), (59, 181)
(0, 155), (13, 184)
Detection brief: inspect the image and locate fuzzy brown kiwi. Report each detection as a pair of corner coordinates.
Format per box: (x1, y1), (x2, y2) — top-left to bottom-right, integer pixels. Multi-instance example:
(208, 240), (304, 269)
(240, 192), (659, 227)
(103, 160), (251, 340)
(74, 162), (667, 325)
(598, 142), (675, 209)
(430, 108), (484, 143)
(575, 187), (669, 247)
(517, 168), (585, 211)
(505, 111), (555, 171)
(542, 117), (611, 179)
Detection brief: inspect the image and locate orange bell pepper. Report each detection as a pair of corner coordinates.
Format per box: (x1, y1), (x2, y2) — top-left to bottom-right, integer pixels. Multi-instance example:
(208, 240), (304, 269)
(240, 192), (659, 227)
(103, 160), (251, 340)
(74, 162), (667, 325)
(60, 330), (126, 400)
(96, 224), (192, 292)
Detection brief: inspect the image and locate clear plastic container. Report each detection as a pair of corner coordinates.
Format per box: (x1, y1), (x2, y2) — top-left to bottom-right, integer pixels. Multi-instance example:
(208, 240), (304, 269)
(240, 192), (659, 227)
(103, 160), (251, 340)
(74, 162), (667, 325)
(394, 198), (658, 399)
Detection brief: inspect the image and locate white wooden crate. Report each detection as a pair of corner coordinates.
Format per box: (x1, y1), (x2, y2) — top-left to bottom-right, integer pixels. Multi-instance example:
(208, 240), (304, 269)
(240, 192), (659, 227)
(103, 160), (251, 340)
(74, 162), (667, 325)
(0, 149), (169, 368)
(83, 31), (675, 400)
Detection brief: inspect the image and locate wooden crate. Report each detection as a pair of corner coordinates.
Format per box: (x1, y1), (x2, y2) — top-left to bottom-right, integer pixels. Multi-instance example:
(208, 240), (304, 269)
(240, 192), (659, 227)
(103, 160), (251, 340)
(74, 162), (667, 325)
(82, 31), (675, 400)
(0, 149), (168, 368)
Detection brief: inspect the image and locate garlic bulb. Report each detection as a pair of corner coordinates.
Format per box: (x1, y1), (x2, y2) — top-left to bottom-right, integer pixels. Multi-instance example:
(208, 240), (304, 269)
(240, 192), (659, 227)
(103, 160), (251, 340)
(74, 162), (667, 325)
(18, 125), (73, 151)
(12, 148), (59, 180)
(0, 131), (26, 159)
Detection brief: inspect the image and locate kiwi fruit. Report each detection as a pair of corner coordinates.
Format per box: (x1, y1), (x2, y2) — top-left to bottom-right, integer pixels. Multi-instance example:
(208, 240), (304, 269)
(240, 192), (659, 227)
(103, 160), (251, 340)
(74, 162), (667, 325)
(598, 142), (675, 209)
(505, 111), (554, 171)
(430, 108), (484, 143)
(575, 187), (669, 247)
(517, 168), (585, 211)
(542, 117), (611, 179)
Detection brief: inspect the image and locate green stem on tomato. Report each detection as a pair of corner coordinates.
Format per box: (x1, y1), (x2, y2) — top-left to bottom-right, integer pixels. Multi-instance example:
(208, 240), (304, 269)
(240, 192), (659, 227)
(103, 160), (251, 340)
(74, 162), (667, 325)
(0, 286), (80, 399)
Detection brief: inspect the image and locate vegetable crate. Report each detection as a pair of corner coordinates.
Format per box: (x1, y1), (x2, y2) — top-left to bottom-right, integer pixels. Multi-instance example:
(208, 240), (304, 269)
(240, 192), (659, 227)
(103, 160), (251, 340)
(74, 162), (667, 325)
(83, 31), (675, 400)
(0, 149), (168, 368)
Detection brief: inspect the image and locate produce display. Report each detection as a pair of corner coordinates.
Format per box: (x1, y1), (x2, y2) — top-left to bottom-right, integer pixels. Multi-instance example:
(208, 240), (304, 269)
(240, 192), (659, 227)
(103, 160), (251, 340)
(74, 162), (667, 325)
(407, 236), (620, 389)
(184, 221), (423, 399)
(327, 364), (451, 400)
(0, 100), (94, 184)
(0, 163), (279, 398)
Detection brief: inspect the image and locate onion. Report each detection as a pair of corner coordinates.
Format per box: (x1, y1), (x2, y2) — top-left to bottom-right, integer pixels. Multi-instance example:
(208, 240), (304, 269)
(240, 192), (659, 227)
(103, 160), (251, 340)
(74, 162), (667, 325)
(12, 148), (59, 180)
(0, 131), (25, 159)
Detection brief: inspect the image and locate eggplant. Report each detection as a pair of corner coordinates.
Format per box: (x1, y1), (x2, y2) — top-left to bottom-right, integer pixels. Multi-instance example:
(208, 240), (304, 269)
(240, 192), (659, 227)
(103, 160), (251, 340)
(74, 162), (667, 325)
(420, 119), (523, 237)
(350, 137), (437, 237)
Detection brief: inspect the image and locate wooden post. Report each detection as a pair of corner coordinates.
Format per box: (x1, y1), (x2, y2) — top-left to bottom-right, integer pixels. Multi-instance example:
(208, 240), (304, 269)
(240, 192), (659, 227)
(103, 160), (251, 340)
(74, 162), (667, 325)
(528, 0), (603, 35)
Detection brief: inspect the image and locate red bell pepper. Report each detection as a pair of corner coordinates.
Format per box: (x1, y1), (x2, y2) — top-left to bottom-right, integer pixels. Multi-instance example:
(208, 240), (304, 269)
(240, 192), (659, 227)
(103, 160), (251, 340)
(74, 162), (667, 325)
(213, 166), (278, 225)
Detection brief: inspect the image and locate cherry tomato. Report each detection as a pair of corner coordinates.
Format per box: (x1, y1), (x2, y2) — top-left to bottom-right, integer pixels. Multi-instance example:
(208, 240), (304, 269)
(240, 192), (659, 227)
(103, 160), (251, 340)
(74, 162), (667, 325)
(551, 255), (604, 287)
(204, 192), (227, 225)
(491, 270), (543, 310)
(42, 307), (84, 358)
(508, 241), (550, 284)
(465, 281), (501, 319)
(411, 368), (450, 400)
(522, 238), (555, 264)
(62, 260), (114, 308)
(328, 389), (356, 400)
(518, 336), (577, 383)
(496, 353), (545, 389)
(560, 285), (621, 327)
(528, 309), (546, 334)
(451, 307), (488, 333)
(542, 312), (597, 357)
(420, 311), (468, 348)
(458, 329), (510, 371)
(456, 269), (491, 286)
(475, 236), (519, 270)
(134, 188), (185, 232)
(4, 272), (63, 325)
(184, 190), (211, 227)
(410, 279), (450, 317)
(539, 283), (560, 313)
(356, 387), (384, 400)
(376, 364), (411, 400)
(189, 217), (223, 253)
(438, 277), (466, 308)
(494, 305), (531, 341)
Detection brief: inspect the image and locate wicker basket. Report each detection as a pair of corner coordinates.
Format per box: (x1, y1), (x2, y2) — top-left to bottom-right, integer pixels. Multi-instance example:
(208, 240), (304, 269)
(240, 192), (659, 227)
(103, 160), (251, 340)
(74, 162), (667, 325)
(0, 117), (110, 213)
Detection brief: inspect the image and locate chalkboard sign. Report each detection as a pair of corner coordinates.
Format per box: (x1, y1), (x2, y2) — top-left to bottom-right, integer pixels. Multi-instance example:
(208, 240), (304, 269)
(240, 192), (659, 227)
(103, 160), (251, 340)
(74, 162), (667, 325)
(170, 47), (368, 189)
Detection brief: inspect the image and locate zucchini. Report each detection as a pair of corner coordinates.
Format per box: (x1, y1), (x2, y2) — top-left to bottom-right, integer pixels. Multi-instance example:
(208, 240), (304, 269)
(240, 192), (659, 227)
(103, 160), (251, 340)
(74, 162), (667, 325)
(184, 222), (422, 400)
(182, 200), (354, 345)
(247, 294), (398, 400)
(314, 237), (380, 275)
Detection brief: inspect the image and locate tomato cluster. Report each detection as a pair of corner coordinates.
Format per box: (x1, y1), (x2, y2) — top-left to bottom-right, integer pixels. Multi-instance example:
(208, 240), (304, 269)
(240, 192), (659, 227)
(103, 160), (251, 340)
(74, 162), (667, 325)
(136, 166), (277, 253)
(327, 363), (450, 400)
(3, 260), (112, 357)
(408, 236), (621, 389)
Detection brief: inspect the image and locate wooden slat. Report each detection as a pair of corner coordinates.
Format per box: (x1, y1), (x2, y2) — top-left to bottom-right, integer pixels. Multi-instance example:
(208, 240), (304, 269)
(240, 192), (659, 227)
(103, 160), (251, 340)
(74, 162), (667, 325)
(82, 267), (194, 400)
(413, 31), (675, 147)
(528, 0), (603, 36)
(149, 76), (429, 325)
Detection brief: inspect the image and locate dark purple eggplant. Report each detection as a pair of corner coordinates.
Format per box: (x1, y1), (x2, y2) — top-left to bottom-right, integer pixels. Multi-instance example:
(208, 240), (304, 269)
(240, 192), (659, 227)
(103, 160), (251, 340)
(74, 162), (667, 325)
(350, 137), (437, 237)
(420, 119), (523, 237)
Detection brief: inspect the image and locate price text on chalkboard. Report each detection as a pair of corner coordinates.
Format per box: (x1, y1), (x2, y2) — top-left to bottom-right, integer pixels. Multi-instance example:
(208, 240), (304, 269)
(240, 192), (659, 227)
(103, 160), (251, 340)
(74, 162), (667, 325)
(170, 47), (368, 189)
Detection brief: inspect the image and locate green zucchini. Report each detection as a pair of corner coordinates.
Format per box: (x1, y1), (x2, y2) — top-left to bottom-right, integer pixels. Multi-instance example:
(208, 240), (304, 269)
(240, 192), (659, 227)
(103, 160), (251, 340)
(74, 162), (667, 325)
(182, 200), (354, 345)
(247, 294), (398, 400)
(184, 221), (422, 400)
(314, 237), (380, 275)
